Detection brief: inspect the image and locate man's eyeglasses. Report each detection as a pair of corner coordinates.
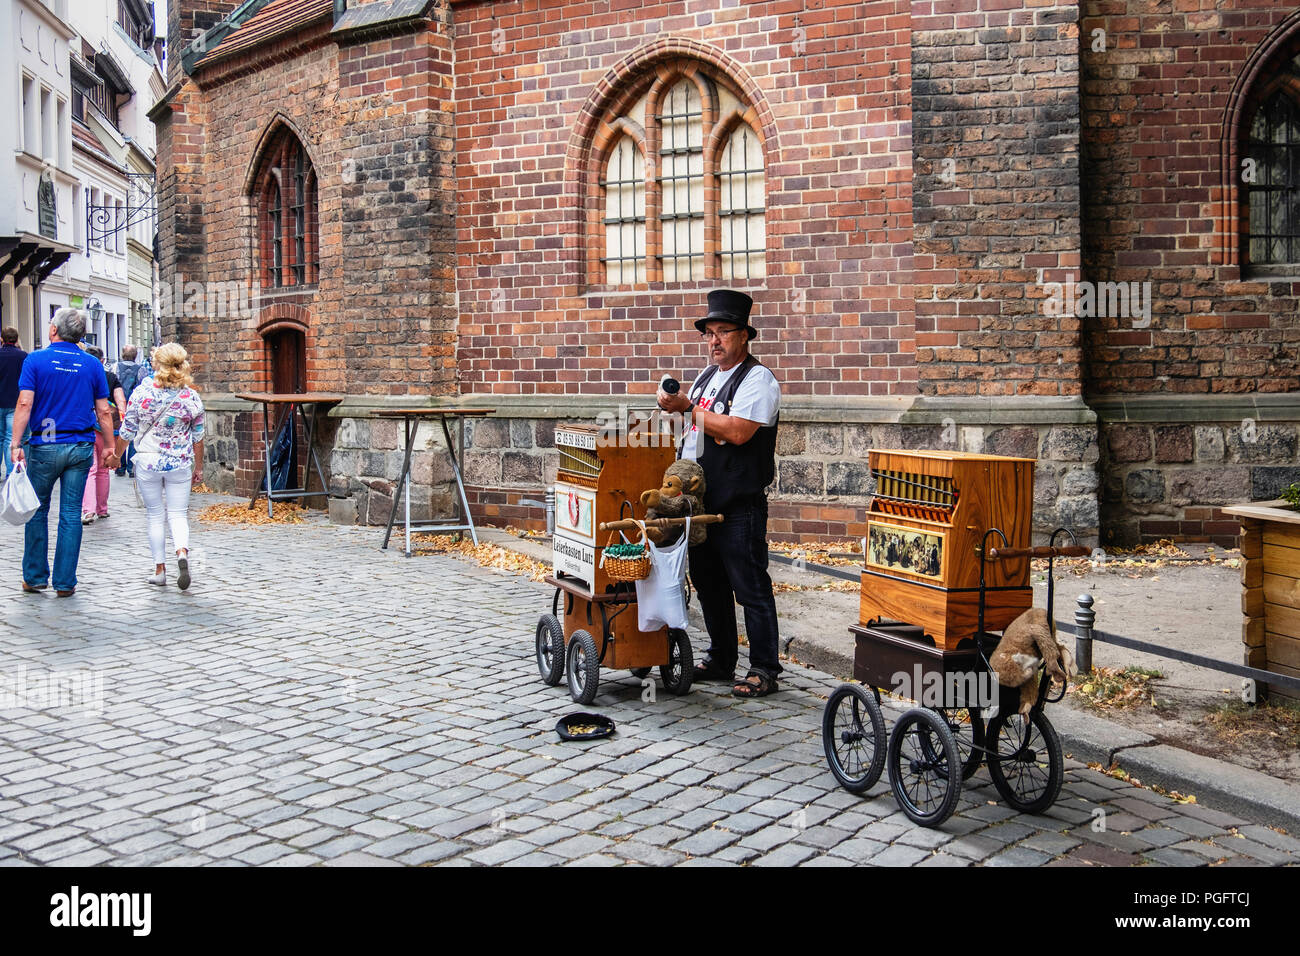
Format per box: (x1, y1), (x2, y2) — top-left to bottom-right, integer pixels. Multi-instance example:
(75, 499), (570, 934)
(701, 329), (742, 342)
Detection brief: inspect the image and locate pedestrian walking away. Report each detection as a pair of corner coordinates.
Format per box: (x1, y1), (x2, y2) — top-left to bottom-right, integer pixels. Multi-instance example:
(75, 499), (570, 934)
(79, 344), (128, 525)
(656, 289), (784, 699)
(0, 326), (27, 479)
(110, 345), (144, 476)
(9, 308), (115, 596)
(115, 343), (206, 590)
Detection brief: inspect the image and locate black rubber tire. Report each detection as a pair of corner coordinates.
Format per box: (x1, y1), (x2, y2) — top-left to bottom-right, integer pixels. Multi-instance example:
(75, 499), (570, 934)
(535, 614), (565, 686)
(986, 709), (1064, 815)
(822, 683), (887, 794)
(629, 667), (652, 679)
(918, 708), (985, 781)
(659, 629), (694, 696)
(566, 629), (600, 705)
(888, 707), (962, 828)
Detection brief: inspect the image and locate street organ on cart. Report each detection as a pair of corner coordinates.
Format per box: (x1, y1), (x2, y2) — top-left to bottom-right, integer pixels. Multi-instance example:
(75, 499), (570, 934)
(824, 449), (1088, 827)
(536, 417), (698, 703)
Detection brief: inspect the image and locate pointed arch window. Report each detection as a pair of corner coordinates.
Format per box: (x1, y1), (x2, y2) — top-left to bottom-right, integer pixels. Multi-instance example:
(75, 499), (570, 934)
(602, 135), (646, 284)
(1246, 85), (1300, 265)
(718, 122), (766, 281)
(591, 64), (766, 287)
(255, 129), (319, 289)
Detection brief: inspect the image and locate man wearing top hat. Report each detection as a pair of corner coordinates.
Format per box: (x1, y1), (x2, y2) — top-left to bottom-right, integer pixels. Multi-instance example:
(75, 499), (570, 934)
(656, 289), (783, 697)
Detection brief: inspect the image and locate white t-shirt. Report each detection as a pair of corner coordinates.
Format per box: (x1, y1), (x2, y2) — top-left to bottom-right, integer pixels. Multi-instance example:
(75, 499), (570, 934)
(678, 361), (781, 461)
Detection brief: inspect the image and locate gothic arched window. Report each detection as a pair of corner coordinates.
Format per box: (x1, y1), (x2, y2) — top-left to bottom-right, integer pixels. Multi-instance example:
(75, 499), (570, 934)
(589, 63), (766, 287)
(254, 129), (318, 288)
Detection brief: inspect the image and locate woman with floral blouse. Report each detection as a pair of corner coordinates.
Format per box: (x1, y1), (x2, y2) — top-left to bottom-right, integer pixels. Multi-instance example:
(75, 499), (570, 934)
(113, 343), (205, 590)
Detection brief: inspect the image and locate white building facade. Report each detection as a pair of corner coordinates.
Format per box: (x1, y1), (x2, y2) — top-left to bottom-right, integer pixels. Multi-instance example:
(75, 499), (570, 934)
(3, 0), (162, 358)
(1, 0), (80, 352)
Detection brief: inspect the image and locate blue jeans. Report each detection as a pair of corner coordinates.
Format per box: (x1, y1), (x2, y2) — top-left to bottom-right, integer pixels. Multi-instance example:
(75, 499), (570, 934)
(0, 407), (13, 476)
(23, 441), (95, 591)
(687, 496), (783, 680)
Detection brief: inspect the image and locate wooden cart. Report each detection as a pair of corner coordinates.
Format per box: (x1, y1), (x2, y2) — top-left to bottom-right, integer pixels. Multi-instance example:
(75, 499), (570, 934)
(537, 514), (720, 704)
(534, 418), (708, 704)
(822, 450), (1089, 827)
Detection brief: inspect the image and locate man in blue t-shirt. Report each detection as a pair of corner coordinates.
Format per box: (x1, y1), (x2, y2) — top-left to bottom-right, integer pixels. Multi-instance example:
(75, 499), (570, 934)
(9, 308), (116, 596)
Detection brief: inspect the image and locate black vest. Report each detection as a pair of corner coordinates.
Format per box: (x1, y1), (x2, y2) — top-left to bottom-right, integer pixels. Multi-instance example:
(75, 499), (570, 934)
(683, 355), (779, 512)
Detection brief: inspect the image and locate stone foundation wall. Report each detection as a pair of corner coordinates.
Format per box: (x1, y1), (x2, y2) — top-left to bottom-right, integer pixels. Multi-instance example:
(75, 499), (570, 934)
(200, 395), (1300, 550)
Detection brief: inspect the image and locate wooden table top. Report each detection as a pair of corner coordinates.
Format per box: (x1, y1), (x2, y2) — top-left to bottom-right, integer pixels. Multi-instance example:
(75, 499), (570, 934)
(374, 408), (497, 418)
(235, 392), (347, 404)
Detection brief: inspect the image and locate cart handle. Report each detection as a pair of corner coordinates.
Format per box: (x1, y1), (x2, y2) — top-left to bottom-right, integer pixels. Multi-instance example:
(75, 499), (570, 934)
(599, 514), (724, 531)
(986, 545), (1090, 561)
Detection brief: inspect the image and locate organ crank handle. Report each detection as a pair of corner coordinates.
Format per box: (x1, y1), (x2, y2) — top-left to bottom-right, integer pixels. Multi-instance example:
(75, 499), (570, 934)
(600, 515), (724, 532)
(986, 545), (1090, 561)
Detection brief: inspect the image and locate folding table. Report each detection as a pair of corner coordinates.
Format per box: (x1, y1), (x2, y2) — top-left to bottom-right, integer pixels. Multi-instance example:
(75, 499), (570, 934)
(375, 407), (497, 556)
(236, 392), (344, 518)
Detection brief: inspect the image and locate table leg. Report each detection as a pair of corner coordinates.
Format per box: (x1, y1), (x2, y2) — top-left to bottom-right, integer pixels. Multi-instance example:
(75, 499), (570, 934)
(442, 414), (478, 547)
(255, 401), (274, 517)
(382, 417), (415, 552)
(304, 401), (329, 499)
(404, 419), (412, 558)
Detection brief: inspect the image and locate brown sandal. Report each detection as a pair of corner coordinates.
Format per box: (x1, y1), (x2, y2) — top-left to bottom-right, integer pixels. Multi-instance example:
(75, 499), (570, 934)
(732, 671), (778, 698)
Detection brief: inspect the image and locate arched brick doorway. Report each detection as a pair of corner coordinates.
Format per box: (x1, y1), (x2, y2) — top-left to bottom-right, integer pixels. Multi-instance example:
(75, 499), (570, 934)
(266, 326), (305, 395)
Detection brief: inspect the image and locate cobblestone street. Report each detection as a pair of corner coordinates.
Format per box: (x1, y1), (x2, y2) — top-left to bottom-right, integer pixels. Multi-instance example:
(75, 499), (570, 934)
(2, 485), (1298, 868)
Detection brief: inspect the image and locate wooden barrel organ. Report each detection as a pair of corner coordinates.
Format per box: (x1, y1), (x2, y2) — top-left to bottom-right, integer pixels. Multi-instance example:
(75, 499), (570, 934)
(859, 449), (1036, 651)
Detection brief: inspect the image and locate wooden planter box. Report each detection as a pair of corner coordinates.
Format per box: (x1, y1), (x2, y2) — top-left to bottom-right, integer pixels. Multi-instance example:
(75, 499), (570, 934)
(1223, 502), (1300, 702)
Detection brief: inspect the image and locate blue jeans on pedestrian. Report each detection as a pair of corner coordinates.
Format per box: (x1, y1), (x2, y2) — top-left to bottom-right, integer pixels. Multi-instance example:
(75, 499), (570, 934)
(687, 495), (783, 680)
(23, 441), (95, 592)
(1, 407), (13, 476)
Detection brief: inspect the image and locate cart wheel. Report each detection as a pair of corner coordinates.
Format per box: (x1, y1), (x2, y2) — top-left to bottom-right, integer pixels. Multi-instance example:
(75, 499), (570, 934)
(918, 708), (985, 781)
(986, 709), (1063, 814)
(888, 708), (962, 828)
(566, 629), (600, 705)
(629, 667), (652, 679)
(535, 614), (565, 686)
(660, 629), (693, 696)
(822, 684), (886, 793)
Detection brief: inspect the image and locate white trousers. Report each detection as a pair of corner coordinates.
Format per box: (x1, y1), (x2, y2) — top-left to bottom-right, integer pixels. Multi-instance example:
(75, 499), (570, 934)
(135, 466), (192, 564)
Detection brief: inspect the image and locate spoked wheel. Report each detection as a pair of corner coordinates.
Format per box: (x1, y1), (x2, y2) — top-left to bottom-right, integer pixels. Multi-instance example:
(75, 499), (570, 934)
(888, 708), (962, 828)
(535, 614), (565, 686)
(822, 684), (887, 793)
(986, 709), (1064, 814)
(566, 629), (600, 705)
(918, 708), (985, 781)
(659, 629), (693, 696)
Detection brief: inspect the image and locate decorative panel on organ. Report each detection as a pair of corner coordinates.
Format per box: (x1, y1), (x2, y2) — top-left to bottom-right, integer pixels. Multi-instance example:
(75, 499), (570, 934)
(860, 450), (1036, 650)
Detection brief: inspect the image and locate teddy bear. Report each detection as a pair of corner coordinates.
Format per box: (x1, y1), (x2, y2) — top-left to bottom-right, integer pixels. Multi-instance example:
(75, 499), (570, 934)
(988, 607), (1077, 716)
(639, 459), (707, 547)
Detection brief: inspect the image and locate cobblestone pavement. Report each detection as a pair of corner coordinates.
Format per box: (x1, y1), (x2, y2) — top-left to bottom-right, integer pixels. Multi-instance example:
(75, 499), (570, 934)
(2, 484), (1298, 867)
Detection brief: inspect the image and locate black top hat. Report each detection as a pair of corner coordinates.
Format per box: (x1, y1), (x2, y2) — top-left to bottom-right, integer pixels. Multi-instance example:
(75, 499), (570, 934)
(695, 289), (757, 340)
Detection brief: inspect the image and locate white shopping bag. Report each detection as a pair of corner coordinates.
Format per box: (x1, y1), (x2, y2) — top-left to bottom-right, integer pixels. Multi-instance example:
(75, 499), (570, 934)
(1, 462), (40, 526)
(635, 516), (691, 632)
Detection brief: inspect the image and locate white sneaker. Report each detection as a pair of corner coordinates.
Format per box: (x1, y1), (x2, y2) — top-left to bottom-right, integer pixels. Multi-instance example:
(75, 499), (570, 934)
(148, 571), (166, 586)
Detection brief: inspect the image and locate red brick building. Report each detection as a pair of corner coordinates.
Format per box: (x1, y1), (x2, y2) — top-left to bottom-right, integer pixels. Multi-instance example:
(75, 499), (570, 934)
(152, 0), (1300, 547)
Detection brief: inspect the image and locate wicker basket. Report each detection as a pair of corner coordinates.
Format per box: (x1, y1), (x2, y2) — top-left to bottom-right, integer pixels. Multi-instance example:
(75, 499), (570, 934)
(601, 525), (652, 582)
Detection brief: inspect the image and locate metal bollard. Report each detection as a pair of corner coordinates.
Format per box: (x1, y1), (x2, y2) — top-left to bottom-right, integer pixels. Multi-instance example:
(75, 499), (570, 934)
(1074, 592), (1095, 674)
(544, 486), (555, 537)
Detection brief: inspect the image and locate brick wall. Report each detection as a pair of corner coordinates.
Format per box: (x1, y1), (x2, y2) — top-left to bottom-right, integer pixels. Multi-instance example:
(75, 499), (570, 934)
(911, 1), (1083, 397)
(1081, 1), (1300, 395)
(157, 6), (458, 403)
(451, 0), (917, 399)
